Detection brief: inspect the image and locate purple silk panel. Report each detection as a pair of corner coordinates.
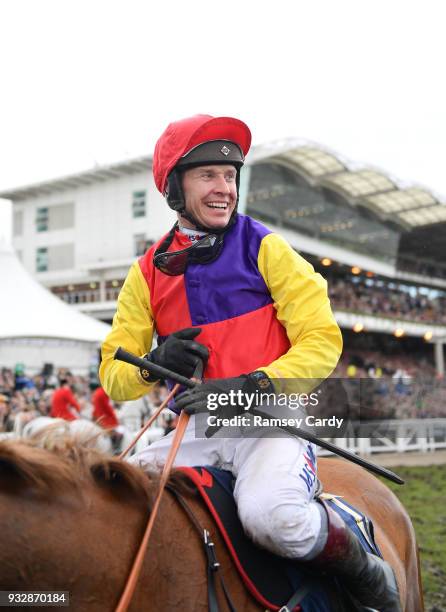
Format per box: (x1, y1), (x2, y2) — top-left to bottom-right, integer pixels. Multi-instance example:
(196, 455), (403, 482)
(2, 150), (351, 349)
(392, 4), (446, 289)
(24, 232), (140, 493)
(184, 215), (273, 326)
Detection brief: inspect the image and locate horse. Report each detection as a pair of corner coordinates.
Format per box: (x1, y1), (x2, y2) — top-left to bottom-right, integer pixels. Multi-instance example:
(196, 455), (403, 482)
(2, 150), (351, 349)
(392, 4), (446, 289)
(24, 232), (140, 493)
(21, 416), (113, 453)
(0, 439), (423, 611)
(21, 415), (141, 456)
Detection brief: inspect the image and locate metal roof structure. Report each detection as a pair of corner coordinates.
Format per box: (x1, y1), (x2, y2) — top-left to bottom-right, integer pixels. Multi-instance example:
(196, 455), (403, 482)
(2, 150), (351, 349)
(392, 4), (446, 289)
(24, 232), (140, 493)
(252, 142), (446, 232)
(247, 142), (446, 276)
(0, 156), (151, 201)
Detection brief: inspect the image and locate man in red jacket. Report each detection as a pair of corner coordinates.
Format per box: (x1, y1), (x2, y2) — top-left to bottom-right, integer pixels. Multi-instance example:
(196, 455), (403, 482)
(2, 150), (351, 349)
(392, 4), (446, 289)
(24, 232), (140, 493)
(91, 385), (122, 452)
(92, 386), (119, 430)
(50, 375), (80, 421)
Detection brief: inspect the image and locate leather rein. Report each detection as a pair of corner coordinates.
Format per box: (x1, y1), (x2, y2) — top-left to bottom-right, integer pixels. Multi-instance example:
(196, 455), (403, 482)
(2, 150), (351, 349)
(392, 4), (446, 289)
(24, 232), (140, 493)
(114, 365), (210, 612)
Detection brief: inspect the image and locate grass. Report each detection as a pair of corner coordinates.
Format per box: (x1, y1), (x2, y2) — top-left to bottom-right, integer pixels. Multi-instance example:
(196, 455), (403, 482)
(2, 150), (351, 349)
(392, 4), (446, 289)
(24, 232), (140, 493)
(383, 465), (446, 611)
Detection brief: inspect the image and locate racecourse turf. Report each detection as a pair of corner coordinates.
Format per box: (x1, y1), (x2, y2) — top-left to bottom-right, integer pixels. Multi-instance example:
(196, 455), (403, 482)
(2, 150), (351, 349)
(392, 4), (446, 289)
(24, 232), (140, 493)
(383, 464), (446, 611)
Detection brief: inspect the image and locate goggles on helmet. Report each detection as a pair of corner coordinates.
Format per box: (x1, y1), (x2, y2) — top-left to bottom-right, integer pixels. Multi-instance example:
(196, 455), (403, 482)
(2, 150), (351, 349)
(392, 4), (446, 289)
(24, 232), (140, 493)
(153, 224), (224, 276)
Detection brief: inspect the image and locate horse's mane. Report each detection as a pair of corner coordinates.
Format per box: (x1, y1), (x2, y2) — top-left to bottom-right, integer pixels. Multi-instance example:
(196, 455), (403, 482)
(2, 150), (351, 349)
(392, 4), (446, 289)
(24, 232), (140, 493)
(0, 439), (194, 505)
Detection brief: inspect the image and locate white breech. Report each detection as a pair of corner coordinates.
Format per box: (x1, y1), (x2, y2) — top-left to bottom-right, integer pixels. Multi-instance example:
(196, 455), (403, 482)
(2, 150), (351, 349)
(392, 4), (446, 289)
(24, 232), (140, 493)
(130, 415), (325, 559)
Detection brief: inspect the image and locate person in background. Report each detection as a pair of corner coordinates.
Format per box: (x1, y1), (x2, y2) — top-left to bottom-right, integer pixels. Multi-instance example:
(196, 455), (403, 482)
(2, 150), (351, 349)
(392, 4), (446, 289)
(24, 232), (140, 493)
(162, 412), (178, 436)
(91, 383), (122, 451)
(0, 394), (11, 432)
(50, 373), (80, 421)
(14, 363), (34, 392)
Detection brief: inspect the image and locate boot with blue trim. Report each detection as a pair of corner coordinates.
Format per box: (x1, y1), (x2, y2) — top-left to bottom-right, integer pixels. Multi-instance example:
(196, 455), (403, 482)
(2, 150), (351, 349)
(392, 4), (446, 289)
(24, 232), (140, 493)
(313, 501), (402, 612)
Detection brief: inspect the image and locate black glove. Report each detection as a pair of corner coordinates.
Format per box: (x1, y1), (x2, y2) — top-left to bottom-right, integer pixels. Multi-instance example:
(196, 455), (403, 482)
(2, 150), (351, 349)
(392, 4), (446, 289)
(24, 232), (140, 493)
(140, 328), (209, 382)
(174, 371), (275, 415)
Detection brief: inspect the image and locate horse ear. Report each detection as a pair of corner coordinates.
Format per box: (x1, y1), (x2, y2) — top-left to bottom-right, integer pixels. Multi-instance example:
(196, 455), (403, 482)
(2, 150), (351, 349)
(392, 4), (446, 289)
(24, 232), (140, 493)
(0, 454), (32, 488)
(0, 441), (42, 488)
(90, 459), (151, 503)
(0, 441), (76, 493)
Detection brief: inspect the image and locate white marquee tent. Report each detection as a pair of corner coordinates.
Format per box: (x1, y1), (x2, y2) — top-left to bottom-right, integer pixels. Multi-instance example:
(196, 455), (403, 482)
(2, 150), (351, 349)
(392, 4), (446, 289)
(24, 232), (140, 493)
(0, 244), (111, 375)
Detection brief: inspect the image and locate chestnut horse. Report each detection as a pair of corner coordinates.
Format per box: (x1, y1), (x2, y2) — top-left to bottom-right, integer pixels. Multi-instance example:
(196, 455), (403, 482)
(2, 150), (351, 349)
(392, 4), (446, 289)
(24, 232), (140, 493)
(0, 440), (423, 611)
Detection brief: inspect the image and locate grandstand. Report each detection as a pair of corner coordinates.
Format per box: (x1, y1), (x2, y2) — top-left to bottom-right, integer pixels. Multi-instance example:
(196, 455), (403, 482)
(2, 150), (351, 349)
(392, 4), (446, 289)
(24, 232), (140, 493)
(2, 138), (444, 374)
(1, 139), (445, 445)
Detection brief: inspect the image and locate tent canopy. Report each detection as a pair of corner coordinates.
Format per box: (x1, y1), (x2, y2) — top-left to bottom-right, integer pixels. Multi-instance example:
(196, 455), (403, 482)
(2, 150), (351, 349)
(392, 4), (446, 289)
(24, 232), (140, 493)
(0, 245), (110, 343)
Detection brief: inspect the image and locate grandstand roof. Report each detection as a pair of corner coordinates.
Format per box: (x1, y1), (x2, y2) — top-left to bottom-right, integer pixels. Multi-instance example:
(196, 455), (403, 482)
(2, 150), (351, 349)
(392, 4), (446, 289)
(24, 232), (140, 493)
(0, 245), (110, 343)
(0, 156), (151, 200)
(250, 141), (446, 230)
(248, 141), (446, 274)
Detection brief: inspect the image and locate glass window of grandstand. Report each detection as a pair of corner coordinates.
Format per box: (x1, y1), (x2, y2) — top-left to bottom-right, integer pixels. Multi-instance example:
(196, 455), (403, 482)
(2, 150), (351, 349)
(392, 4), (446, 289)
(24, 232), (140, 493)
(36, 207), (49, 232)
(134, 233), (147, 256)
(36, 247), (48, 272)
(132, 190), (146, 218)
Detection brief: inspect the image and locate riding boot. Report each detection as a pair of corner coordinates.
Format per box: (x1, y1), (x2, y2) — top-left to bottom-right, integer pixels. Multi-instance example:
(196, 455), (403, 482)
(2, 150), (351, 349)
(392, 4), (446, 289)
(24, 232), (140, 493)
(311, 501), (402, 612)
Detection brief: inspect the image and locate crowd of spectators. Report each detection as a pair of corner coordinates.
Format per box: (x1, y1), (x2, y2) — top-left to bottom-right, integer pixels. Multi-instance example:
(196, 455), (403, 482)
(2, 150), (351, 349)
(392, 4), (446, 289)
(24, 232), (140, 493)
(327, 276), (446, 325)
(1, 347), (445, 437)
(0, 364), (172, 437)
(333, 350), (446, 420)
(398, 258), (446, 281)
(0, 365), (90, 433)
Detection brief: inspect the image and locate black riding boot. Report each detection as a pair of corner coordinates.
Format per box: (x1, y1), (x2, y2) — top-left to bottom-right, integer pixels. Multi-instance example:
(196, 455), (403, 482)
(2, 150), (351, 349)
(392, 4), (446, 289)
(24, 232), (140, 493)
(312, 501), (402, 612)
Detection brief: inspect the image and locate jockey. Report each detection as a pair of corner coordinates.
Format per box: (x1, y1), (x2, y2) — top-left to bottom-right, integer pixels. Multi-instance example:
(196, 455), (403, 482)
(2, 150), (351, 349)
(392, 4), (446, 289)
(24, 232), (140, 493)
(100, 114), (400, 611)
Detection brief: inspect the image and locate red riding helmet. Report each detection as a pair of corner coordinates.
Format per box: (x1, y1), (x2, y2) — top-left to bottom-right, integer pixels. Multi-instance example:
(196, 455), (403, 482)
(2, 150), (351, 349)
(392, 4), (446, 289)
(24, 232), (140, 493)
(153, 114), (252, 195)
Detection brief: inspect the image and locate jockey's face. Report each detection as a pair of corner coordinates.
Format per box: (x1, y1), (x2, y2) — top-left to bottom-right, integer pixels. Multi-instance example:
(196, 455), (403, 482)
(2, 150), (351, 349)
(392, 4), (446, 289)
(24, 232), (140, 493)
(180, 164), (237, 230)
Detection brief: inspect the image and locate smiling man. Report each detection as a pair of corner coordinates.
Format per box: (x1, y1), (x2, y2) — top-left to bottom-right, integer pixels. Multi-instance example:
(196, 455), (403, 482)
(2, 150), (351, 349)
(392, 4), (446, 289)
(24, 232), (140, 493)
(182, 164), (237, 228)
(100, 115), (400, 611)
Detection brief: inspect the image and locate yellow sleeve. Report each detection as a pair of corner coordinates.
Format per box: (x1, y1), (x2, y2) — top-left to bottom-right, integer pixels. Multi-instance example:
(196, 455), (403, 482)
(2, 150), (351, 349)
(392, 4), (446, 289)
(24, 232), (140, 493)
(99, 261), (157, 401)
(257, 233), (343, 383)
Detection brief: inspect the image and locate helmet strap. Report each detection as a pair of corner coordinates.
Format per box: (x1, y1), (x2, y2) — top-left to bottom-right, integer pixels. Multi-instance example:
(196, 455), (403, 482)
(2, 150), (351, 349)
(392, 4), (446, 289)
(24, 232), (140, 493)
(165, 170), (184, 212)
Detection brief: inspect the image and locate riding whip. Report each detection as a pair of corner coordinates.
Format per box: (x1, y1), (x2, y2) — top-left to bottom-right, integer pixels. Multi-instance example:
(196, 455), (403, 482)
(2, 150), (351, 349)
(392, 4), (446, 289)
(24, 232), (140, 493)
(114, 348), (404, 485)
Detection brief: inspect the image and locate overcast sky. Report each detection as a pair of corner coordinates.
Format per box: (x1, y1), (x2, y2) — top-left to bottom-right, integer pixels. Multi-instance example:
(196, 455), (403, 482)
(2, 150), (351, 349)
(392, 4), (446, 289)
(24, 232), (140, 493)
(1, 0), (445, 242)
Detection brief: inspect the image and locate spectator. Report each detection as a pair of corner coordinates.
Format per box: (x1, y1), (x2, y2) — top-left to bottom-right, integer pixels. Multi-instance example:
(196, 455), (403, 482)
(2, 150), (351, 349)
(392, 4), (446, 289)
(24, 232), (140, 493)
(162, 412), (178, 436)
(92, 385), (119, 430)
(346, 363), (357, 377)
(0, 394), (11, 432)
(14, 364), (34, 392)
(327, 274), (446, 325)
(91, 384), (122, 451)
(50, 374), (81, 421)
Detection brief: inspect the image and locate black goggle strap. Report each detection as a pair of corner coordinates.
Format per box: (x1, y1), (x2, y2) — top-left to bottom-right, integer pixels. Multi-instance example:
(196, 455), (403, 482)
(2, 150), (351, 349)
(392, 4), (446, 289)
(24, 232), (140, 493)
(153, 223), (178, 260)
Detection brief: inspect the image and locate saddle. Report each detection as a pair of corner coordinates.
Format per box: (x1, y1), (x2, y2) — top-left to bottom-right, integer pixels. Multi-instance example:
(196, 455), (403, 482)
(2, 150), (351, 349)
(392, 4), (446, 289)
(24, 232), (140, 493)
(175, 466), (382, 612)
